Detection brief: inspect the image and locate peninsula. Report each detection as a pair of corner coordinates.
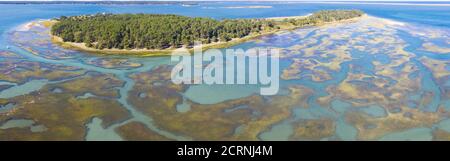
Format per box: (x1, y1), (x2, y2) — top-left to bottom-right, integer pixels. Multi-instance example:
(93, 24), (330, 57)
(49, 10), (364, 56)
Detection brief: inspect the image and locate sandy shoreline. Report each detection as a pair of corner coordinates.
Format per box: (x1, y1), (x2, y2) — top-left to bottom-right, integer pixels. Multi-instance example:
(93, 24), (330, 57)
(51, 34), (254, 56)
(48, 14), (367, 56)
(265, 14), (312, 21)
(16, 22), (41, 31)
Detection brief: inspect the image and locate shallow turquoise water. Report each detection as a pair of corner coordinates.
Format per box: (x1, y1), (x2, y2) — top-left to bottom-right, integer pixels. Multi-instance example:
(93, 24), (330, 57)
(379, 128), (433, 141)
(0, 79), (48, 99)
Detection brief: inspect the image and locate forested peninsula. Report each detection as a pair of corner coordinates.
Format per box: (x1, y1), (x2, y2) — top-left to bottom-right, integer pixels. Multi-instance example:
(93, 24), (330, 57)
(50, 10), (364, 55)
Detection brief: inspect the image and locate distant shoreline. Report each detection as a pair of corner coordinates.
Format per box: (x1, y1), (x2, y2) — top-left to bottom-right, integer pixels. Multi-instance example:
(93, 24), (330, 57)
(287, 1), (450, 7)
(47, 12), (365, 56)
(0, 1), (201, 5)
(222, 6), (273, 9)
(1, 1), (449, 7)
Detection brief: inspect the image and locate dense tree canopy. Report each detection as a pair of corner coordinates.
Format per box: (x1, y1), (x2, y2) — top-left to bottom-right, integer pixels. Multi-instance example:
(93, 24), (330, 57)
(51, 10), (363, 50)
(289, 10), (364, 26)
(51, 14), (275, 49)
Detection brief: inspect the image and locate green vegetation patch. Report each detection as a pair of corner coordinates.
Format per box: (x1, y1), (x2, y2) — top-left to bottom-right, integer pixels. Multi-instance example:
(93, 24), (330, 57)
(51, 10), (363, 51)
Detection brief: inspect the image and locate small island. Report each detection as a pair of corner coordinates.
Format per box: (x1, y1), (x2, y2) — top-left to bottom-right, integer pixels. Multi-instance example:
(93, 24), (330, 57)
(50, 10), (364, 56)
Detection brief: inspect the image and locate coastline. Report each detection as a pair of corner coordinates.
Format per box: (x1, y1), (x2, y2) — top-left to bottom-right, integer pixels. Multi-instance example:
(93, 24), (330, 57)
(222, 6), (273, 9)
(48, 14), (366, 57)
(264, 14), (312, 21)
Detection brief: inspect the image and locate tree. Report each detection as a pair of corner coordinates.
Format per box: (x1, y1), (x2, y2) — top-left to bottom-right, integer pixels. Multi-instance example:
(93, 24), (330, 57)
(51, 10), (363, 50)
